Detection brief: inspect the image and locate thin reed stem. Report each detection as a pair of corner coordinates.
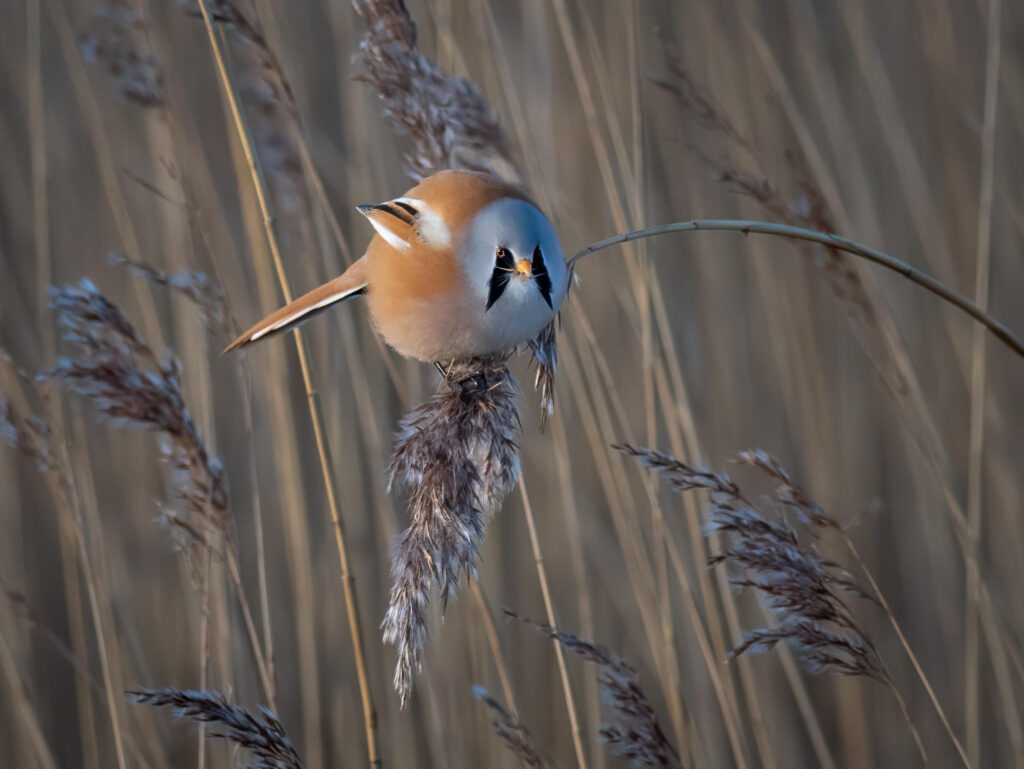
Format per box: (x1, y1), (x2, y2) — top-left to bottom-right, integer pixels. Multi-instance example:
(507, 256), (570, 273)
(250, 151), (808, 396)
(470, 579), (517, 713)
(194, 2), (379, 764)
(198, 553), (211, 769)
(884, 667), (929, 767)
(843, 536), (972, 768)
(21, 404), (131, 769)
(965, 0), (1002, 763)
(518, 477), (588, 769)
(0, 631), (59, 769)
(571, 220), (1024, 361)
(42, 0), (164, 347)
(225, 547), (276, 706)
(237, 353), (275, 704)
(65, 471), (128, 769)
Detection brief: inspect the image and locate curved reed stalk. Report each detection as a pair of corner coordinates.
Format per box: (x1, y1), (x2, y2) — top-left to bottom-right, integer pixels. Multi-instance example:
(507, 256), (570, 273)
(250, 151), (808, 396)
(195, 1), (379, 765)
(571, 220), (1024, 361)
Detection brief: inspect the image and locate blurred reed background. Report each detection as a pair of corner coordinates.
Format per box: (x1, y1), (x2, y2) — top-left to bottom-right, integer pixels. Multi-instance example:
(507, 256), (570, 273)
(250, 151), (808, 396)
(2, 0), (1023, 767)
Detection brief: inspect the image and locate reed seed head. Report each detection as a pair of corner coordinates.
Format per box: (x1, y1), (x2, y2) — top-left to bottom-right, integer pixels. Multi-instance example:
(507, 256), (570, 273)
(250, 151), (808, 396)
(384, 358), (520, 706)
(510, 611), (683, 769)
(132, 688), (304, 769)
(473, 686), (545, 768)
(619, 444), (887, 685)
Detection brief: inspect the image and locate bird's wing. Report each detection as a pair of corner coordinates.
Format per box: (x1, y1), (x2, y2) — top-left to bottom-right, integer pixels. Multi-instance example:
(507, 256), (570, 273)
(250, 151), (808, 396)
(223, 257), (368, 353)
(356, 200), (423, 252)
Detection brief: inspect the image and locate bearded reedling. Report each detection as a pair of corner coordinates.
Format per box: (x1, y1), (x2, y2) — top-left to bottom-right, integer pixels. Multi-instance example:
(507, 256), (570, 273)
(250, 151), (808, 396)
(225, 170), (568, 363)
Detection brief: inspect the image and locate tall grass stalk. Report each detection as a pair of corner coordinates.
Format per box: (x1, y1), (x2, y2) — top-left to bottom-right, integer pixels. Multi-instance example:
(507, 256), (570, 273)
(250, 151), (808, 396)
(194, 1), (379, 764)
(0, 384), (129, 769)
(518, 478), (589, 769)
(965, 0), (1003, 764)
(571, 220), (1024, 360)
(0, 631), (59, 769)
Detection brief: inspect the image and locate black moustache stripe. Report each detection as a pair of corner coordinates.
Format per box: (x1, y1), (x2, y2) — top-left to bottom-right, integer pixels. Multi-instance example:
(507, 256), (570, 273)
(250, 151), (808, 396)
(373, 202), (415, 225)
(392, 200), (418, 218)
(533, 246), (553, 309)
(486, 248), (516, 311)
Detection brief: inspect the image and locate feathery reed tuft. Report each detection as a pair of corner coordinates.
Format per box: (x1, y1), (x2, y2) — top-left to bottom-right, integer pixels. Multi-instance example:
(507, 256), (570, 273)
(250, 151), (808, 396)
(108, 253), (230, 339)
(527, 320), (558, 430)
(132, 688), (303, 769)
(510, 611), (683, 768)
(472, 686), (545, 768)
(0, 400), (56, 474)
(352, 0), (510, 181)
(43, 279), (228, 554)
(618, 444), (887, 683)
(80, 2), (164, 108)
(384, 359), (520, 705)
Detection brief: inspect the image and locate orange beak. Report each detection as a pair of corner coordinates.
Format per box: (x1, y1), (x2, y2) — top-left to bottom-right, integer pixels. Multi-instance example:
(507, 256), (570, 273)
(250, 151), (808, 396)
(514, 259), (532, 280)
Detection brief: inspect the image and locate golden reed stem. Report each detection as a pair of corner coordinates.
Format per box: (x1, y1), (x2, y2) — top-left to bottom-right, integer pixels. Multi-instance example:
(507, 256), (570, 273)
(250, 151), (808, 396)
(195, 2), (380, 764)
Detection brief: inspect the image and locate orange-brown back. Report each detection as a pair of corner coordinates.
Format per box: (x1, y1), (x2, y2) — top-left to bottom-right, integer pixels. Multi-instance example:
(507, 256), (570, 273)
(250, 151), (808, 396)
(364, 171), (533, 341)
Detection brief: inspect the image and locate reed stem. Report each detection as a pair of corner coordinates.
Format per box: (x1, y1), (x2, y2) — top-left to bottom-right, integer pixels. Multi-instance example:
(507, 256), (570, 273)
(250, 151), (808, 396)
(571, 220), (1024, 361)
(195, 2), (379, 764)
(844, 536), (972, 768)
(518, 477), (589, 769)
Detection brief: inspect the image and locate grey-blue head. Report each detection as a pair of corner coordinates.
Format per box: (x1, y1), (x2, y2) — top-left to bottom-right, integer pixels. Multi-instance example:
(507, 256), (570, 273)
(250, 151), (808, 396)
(457, 197), (568, 354)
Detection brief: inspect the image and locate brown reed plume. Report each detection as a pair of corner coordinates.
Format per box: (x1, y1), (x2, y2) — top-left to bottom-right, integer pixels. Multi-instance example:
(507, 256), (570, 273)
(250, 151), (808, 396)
(43, 279), (228, 553)
(181, 0), (315, 229)
(472, 686), (545, 768)
(132, 688), (304, 769)
(79, 2), (163, 109)
(509, 611), (684, 769)
(39, 279), (276, 705)
(0, 399), (56, 474)
(527, 319), (559, 430)
(617, 445), (883, 675)
(352, 0), (510, 181)
(384, 359), (520, 705)
(618, 444), (927, 763)
(1, 347), (134, 768)
(108, 253), (231, 340)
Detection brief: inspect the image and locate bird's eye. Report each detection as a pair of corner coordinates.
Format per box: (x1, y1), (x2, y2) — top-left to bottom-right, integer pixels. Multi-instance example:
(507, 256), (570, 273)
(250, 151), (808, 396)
(487, 247), (516, 310)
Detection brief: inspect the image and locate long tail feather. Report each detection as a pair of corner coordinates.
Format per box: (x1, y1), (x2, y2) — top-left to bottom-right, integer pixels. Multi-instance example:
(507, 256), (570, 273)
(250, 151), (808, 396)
(223, 259), (367, 354)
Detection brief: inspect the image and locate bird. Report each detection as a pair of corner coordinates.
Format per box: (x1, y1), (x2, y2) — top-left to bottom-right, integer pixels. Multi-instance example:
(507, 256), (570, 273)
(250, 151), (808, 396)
(224, 170), (568, 363)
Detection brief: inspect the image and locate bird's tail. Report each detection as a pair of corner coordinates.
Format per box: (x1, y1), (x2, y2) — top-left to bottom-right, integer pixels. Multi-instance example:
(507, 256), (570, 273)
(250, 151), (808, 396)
(223, 258), (367, 353)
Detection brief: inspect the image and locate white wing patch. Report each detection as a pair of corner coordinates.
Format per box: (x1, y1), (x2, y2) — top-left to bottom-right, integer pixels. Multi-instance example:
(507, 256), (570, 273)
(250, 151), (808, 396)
(395, 197), (451, 249)
(250, 287), (361, 341)
(366, 215), (411, 253)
